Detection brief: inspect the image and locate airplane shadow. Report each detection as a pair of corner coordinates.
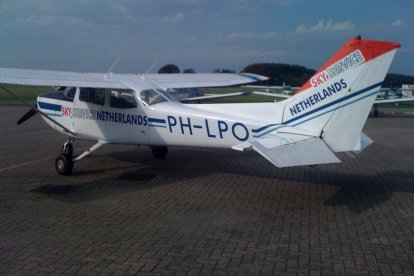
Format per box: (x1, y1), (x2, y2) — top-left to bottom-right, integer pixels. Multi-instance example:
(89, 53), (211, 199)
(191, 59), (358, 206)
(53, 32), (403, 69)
(31, 147), (414, 214)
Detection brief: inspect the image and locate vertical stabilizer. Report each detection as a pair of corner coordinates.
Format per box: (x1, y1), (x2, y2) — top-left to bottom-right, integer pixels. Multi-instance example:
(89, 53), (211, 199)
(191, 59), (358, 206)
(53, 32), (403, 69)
(281, 37), (400, 152)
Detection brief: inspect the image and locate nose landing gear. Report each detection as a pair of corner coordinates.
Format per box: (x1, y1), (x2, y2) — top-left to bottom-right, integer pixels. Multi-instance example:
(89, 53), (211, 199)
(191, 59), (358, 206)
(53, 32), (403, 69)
(55, 138), (105, 175)
(55, 139), (74, 175)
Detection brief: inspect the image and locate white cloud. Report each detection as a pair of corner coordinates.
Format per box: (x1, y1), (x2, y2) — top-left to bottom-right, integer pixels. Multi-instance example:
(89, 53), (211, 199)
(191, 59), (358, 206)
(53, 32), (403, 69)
(227, 31), (283, 40)
(261, 32), (278, 39)
(230, 0), (293, 11)
(228, 32), (255, 40)
(164, 12), (185, 23)
(390, 20), (403, 26)
(295, 25), (307, 33)
(295, 19), (354, 33)
(229, 49), (286, 59)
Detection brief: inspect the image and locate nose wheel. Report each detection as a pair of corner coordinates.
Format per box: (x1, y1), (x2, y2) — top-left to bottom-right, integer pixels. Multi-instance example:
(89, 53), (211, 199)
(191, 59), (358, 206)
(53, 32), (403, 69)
(55, 153), (74, 175)
(55, 141), (74, 175)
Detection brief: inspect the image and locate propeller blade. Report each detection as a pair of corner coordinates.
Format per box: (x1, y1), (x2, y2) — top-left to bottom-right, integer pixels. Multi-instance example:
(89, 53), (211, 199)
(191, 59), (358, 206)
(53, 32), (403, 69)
(0, 85), (75, 136)
(17, 109), (37, 125)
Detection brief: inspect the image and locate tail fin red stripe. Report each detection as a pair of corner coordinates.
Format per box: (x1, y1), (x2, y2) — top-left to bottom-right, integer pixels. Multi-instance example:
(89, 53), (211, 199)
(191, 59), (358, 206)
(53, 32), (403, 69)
(295, 36), (400, 94)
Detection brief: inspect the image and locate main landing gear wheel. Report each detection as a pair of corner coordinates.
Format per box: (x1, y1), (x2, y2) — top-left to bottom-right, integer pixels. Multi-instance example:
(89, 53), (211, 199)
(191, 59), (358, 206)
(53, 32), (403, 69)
(152, 146), (168, 159)
(55, 154), (74, 175)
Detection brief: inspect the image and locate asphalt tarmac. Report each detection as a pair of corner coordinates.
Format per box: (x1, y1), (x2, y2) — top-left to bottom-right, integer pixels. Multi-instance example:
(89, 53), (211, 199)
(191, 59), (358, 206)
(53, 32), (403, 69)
(0, 106), (413, 275)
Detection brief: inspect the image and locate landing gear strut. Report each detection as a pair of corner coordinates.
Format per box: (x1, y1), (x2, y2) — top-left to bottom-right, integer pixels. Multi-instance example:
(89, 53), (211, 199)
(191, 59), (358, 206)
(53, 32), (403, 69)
(151, 146), (168, 159)
(55, 138), (105, 175)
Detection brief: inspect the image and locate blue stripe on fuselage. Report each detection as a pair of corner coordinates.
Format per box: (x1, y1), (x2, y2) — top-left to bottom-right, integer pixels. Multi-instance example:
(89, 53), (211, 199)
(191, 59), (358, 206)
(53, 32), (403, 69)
(252, 82), (382, 137)
(283, 82), (382, 125)
(148, 118), (166, 124)
(38, 101), (62, 112)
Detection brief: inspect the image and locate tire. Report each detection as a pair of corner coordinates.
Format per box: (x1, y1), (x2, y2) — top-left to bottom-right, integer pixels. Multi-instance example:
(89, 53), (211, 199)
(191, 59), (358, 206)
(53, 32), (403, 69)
(152, 146), (168, 159)
(55, 154), (74, 175)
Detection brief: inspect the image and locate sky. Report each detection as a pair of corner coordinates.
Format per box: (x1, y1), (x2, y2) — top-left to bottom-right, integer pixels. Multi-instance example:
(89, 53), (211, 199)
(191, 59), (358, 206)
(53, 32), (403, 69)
(0, 0), (413, 75)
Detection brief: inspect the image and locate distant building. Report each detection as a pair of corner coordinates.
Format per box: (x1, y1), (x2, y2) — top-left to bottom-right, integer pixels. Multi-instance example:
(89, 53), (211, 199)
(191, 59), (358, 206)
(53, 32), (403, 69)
(402, 84), (414, 98)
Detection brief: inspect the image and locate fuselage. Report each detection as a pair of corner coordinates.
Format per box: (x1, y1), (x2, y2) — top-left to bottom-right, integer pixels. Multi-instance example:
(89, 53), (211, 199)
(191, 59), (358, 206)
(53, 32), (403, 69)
(37, 82), (283, 149)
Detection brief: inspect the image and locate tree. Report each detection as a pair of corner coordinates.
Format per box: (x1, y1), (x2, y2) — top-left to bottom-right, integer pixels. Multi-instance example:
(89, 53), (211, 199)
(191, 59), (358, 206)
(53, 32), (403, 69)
(212, 68), (235, 73)
(242, 63), (315, 86)
(158, 64), (180, 74)
(383, 73), (414, 88)
(183, 68), (196, 73)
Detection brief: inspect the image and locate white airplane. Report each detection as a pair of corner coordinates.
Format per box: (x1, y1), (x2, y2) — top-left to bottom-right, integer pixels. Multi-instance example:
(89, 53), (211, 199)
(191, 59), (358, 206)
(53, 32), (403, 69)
(254, 86), (414, 104)
(244, 84), (300, 96)
(0, 36), (401, 175)
(253, 78), (414, 105)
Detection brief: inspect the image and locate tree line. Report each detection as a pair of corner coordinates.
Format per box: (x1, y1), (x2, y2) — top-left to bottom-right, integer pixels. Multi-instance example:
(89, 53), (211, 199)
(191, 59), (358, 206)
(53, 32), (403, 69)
(158, 64), (413, 88)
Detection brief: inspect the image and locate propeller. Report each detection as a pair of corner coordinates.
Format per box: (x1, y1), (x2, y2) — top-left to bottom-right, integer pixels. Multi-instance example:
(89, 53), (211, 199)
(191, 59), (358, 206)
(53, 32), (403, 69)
(17, 108), (37, 125)
(0, 85), (75, 136)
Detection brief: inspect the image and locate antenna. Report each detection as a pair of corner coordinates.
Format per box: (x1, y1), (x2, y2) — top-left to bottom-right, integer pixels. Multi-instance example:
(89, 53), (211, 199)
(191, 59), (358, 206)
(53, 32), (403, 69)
(144, 60), (159, 75)
(105, 56), (121, 79)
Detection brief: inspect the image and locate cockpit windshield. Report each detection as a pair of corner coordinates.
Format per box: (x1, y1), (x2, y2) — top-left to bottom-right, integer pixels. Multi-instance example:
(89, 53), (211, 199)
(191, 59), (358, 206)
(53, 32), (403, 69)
(140, 89), (176, 106)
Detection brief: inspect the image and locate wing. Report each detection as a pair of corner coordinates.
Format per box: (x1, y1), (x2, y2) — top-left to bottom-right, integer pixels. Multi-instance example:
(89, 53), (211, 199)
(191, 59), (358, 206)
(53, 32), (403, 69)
(0, 67), (127, 89)
(180, 91), (248, 102)
(252, 91), (291, 99)
(374, 97), (414, 104)
(0, 68), (267, 89)
(143, 73), (268, 89)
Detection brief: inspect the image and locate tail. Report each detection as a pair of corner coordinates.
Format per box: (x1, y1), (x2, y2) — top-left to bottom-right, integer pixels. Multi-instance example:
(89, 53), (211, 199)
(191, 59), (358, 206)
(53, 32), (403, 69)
(282, 36), (400, 152)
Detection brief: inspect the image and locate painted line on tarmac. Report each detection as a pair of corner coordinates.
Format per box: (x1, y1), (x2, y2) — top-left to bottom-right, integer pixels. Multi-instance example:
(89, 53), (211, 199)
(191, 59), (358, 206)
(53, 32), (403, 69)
(0, 155), (55, 173)
(0, 147), (91, 173)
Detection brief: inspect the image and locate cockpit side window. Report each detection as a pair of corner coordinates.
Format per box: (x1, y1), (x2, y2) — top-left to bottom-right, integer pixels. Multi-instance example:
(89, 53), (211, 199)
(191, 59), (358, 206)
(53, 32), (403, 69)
(79, 88), (105, 106)
(140, 89), (172, 106)
(141, 89), (168, 106)
(110, 90), (137, 109)
(65, 87), (76, 100)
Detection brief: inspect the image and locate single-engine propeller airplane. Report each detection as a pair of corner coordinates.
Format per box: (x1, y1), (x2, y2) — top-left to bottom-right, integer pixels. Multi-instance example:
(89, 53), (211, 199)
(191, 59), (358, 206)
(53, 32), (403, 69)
(0, 36), (401, 175)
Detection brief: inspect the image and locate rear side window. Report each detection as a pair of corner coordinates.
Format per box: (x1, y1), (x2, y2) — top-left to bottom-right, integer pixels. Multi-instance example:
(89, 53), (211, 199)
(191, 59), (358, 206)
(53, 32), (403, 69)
(79, 88), (105, 106)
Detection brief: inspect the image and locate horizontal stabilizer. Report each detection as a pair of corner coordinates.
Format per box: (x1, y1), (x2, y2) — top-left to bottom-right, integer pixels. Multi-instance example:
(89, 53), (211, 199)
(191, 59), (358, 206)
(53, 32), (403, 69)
(345, 132), (373, 157)
(250, 137), (340, 168)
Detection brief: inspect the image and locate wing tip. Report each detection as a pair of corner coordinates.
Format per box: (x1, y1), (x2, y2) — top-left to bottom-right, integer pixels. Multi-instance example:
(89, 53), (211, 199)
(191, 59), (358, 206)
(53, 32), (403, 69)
(239, 73), (269, 82)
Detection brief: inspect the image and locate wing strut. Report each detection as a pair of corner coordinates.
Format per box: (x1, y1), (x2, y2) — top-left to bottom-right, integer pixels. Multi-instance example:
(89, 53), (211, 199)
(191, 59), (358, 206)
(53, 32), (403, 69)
(0, 85), (76, 136)
(73, 141), (105, 162)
